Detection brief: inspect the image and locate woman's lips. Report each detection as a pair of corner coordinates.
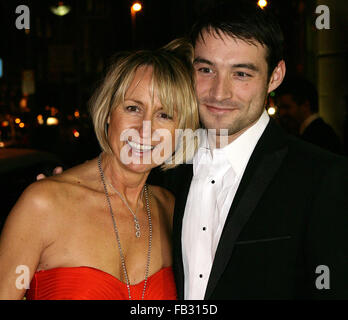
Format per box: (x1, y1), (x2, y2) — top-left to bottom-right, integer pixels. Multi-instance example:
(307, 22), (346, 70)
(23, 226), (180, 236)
(127, 140), (155, 156)
(127, 140), (154, 150)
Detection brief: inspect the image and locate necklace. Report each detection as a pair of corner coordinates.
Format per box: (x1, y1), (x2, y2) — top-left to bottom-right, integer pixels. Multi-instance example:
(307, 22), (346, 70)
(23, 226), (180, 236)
(106, 179), (144, 238)
(98, 154), (152, 300)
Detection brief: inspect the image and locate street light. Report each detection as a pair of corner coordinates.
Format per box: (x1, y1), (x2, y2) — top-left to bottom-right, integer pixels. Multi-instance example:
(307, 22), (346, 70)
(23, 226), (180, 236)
(267, 106), (277, 116)
(46, 117), (59, 126)
(130, 2), (143, 47)
(257, 0), (268, 9)
(131, 2), (142, 13)
(50, 1), (71, 16)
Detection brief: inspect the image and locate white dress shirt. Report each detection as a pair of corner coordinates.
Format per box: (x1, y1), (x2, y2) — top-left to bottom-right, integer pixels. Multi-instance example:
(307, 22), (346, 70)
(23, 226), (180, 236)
(182, 110), (270, 300)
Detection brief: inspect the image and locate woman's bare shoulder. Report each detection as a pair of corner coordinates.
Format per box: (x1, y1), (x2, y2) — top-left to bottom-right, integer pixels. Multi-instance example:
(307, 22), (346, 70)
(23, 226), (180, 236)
(16, 178), (64, 212)
(1, 178), (65, 256)
(13, 158), (99, 216)
(53, 158), (100, 187)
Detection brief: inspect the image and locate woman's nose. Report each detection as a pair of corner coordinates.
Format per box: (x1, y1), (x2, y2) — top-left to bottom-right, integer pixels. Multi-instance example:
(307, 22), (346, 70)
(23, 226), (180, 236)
(138, 119), (152, 141)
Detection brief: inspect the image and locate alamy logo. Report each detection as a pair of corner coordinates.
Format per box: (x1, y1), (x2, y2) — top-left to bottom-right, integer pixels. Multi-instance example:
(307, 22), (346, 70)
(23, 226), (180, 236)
(315, 265), (330, 290)
(15, 265), (30, 290)
(315, 5), (330, 30)
(15, 5), (30, 30)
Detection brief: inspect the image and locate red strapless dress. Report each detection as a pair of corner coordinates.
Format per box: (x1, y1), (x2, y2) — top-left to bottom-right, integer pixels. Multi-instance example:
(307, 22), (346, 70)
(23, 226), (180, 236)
(25, 266), (177, 300)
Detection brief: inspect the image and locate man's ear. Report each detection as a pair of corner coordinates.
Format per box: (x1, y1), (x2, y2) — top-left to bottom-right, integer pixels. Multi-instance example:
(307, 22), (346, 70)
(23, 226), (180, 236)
(268, 60), (286, 93)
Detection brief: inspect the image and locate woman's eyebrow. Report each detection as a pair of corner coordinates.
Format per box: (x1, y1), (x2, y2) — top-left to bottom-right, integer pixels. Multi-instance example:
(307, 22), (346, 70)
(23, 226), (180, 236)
(124, 98), (144, 105)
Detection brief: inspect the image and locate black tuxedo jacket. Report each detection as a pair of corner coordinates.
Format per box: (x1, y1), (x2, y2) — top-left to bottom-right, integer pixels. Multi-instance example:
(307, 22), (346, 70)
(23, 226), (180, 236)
(149, 120), (348, 299)
(301, 117), (342, 154)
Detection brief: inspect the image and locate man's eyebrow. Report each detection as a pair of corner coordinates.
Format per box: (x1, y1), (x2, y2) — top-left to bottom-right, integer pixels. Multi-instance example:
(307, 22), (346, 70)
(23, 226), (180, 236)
(193, 57), (214, 66)
(232, 63), (259, 72)
(193, 58), (259, 72)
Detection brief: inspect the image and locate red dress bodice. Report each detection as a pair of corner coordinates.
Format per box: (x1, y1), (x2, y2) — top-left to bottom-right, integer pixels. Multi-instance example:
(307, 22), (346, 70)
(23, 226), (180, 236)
(25, 266), (177, 300)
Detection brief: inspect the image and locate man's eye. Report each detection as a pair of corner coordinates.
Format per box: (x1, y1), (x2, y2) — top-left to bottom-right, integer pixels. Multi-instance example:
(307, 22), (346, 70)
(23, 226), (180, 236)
(235, 71), (251, 78)
(125, 105), (140, 112)
(198, 67), (212, 74)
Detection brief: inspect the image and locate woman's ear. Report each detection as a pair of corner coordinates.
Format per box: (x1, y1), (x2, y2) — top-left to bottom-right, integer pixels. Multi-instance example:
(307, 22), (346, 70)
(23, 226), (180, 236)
(105, 116), (110, 137)
(268, 60), (286, 93)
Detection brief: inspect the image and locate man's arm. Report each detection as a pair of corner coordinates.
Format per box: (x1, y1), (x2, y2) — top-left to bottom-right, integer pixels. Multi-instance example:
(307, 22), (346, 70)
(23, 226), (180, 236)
(304, 157), (348, 299)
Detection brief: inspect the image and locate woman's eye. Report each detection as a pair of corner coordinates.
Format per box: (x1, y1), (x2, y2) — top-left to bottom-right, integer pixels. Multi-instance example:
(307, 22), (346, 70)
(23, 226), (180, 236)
(125, 105), (140, 112)
(159, 112), (173, 120)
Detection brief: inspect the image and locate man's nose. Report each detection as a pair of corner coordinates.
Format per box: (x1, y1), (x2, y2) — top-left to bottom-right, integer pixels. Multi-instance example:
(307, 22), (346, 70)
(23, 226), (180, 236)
(210, 74), (232, 101)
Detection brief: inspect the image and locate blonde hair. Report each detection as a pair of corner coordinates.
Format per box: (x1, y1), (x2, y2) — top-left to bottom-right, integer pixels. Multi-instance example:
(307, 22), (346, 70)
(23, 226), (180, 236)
(89, 38), (199, 169)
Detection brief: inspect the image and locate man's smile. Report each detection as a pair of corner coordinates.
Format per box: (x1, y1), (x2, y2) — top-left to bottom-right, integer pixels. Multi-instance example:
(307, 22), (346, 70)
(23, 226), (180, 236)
(205, 104), (239, 114)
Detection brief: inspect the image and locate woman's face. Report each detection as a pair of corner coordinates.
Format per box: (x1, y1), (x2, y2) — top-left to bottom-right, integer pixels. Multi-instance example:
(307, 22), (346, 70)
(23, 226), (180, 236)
(107, 66), (178, 173)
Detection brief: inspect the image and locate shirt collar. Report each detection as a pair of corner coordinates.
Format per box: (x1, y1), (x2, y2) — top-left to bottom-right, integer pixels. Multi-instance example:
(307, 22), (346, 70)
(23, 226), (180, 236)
(194, 110), (270, 177)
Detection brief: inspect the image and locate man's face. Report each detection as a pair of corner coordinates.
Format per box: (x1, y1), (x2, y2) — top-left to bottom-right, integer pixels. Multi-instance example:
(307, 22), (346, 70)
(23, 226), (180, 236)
(277, 93), (303, 122)
(193, 30), (282, 142)
(277, 94), (304, 134)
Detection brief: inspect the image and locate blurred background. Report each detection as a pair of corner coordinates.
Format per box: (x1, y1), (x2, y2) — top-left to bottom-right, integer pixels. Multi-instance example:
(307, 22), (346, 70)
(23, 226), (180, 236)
(0, 0), (347, 222)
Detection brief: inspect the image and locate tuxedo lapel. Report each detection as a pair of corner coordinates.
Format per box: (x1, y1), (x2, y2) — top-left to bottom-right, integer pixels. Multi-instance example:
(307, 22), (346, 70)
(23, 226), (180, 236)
(204, 121), (288, 299)
(172, 164), (193, 300)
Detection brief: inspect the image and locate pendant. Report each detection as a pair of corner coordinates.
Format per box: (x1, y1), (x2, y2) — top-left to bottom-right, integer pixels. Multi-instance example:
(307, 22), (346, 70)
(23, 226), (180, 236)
(135, 218), (141, 238)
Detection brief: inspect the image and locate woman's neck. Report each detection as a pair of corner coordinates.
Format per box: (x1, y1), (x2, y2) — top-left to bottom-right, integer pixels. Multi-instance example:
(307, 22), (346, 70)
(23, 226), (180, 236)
(100, 153), (149, 205)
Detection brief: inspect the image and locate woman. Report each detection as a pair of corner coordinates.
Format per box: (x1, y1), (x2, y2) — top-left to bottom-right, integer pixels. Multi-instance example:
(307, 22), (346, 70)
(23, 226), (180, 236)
(0, 39), (199, 300)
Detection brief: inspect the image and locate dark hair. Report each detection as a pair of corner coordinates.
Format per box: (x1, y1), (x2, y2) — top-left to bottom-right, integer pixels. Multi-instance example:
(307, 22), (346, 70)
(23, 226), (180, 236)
(190, 1), (284, 79)
(276, 76), (319, 113)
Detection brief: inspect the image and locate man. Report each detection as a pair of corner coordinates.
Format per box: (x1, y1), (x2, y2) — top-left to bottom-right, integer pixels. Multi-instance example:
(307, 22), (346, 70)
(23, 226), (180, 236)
(39, 2), (348, 300)
(165, 2), (348, 300)
(277, 76), (342, 154)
